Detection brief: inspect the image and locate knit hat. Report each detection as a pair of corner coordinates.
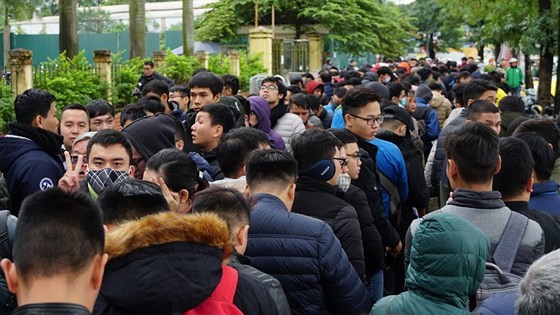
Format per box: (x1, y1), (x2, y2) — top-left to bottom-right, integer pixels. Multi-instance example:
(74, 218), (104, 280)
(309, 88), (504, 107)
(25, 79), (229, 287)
(364, 82), (390, 100)
(122, 113), (176, 161)
(415, 84), (433, 103)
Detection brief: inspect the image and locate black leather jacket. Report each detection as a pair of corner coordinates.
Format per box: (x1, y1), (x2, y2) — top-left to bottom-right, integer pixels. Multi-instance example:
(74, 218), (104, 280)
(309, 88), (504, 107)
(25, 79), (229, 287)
(12, 303), (90, 315)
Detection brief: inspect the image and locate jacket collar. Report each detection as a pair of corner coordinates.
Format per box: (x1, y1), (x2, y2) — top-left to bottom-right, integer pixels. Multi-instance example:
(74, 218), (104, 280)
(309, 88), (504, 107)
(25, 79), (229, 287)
(105, 212), (233, 262)
(296, 176), (337, 195)
(504, 201), (529, 212)
(531, 180), (560, 195)
(9, 122), (63, 157)
(447, 188), (505, 209)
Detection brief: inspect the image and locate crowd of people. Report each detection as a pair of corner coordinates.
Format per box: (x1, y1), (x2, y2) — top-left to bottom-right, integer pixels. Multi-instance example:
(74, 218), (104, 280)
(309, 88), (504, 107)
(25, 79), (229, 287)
(0, 56), (559, 315)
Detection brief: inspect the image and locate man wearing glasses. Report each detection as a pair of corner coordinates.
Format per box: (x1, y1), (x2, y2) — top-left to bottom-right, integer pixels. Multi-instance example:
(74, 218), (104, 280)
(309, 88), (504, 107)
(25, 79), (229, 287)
(260, 77), (304, 151)
(342, 87), (403, 280)
(290, 128), (367, 281)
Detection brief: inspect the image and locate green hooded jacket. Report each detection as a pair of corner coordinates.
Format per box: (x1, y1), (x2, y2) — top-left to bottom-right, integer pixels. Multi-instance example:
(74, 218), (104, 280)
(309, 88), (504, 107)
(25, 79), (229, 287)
(371, 213), (490, 315)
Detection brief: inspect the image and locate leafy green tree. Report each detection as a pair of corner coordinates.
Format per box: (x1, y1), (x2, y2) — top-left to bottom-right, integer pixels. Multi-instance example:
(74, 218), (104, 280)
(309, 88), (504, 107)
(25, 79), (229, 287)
(77, 8), (113, 33)
(1, 0), (41, 67)
(59, 0), (78, 58)
(196, 0), (415, 56)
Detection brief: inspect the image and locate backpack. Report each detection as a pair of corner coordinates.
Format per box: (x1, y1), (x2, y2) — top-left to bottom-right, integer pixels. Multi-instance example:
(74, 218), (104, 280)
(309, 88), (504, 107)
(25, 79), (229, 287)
(184, 265), (243, 315)
(0, 210), (16, 314)
(474, 212), (528, 306)
(412, 106), (430, 140)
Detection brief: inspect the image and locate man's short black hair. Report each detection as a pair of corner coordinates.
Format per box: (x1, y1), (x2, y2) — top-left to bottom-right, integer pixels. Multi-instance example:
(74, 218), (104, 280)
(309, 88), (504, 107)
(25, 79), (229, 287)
(188, 71), (224, 97)
(305, 95), (321, 111)
(467, 100), (500, 121)
(144, 61), (154, 68)
(446, 122), (499, 184)
(452, 83), (466, 107)
(99, 180), (169, 225)
(222, 74), (240, 95)
(169, 85), (189, 97)
(493, 137), (535, 199)
(291, 128), (343, 171)
(377, 66), (392, 76)
(217, 128), (270, 178)
(85, 99), (115, 118)
(86, 129), (133, 165)
(342, 87), (381, 116)
(515, 132), (555, 182)
(289, 93), (309, 109)
(61, 103), (89, 119)
(246, 149), (297, 188)
(333, 87), (347, 99)
(428, 82), (442, 91)
(329, 128), (358, 145)
(498, 96), (525, 113)
(199, 104), (235, 135)
(146, 148), (205, 199)
(514, 119), (560, 158)
(120, 103), (147, 126)
(464, 79), (498, 106)
(137, 95), (165, 114)
(142, 79), (170, 99)
(387, 82), (405, 99)
(319, 71), (332, 83)
(14, 88), (56, 125)
(13, 189), (104, 282)
(192, 186), (250, 233)
(416, 68), (433, 81)
(302, 72), (315, 80)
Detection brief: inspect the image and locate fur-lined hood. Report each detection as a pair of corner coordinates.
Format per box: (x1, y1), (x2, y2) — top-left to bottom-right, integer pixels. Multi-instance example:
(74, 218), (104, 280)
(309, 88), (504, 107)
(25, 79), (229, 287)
(105, 211), (233, 261)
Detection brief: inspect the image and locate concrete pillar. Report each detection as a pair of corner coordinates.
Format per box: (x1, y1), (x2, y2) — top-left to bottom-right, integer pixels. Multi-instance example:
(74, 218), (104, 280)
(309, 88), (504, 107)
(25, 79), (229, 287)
(249, 27), (273, 75)
(196, 50), (209, 69)
(93, 50), (112, 101)
(307, 33), (323, 73)
(152, 50), (167, 69)
(228, 50), (240, 77)
(9, 49), (33, 96)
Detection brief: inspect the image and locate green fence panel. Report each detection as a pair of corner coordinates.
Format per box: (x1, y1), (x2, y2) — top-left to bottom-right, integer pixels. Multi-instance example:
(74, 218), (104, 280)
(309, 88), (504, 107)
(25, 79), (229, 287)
(79, 33), (120, 63)
(165, 30), (182, 51)
(12, 34), (59, 65)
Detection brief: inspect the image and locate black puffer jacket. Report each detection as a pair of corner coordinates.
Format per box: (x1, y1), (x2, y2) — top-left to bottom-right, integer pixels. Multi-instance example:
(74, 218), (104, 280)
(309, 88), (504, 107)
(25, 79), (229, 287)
(343, 184), (385, 277)
(13, 303), (90, 315)
(292, 177), (366, 280)
(94, 212), (277, 315)
(351, 134), (401, 248)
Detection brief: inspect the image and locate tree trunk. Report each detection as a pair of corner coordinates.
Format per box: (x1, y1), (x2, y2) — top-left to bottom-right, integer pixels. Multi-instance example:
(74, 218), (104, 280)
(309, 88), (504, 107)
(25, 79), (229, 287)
(493, 42), (501, 61)
(59, 0), (78, 58)
(129, 0), (146, 59)
(524, 52), (533, 89)
(537, 0), (553, 106)
(427, 33), (435, 59)
(478, 42), (484, 61)
(3, 7), (9, 68)
(182, 0), (194, 56)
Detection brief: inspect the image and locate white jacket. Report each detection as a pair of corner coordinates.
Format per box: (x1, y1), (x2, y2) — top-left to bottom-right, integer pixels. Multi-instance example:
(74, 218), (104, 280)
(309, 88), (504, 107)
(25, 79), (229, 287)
(273, 113), (305, 152)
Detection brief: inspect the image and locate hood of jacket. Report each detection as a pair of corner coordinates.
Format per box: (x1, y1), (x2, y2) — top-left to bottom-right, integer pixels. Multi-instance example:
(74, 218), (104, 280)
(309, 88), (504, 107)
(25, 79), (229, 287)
(429, 91), (447, 109)
(121, 113), (176, 160)
(406, 212), (489, 309)
(0, 123), (63, 173)
(97, 212), (233, 313)
(248, 96), (272, 133)
(305, 80), (323, 95)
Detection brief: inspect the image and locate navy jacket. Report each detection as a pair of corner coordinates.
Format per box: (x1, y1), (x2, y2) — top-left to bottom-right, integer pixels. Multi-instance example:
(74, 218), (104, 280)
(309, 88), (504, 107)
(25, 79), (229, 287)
(529, 180), (560, 217)
(245, 193), (372, 315)
(0, 127), (64, 215)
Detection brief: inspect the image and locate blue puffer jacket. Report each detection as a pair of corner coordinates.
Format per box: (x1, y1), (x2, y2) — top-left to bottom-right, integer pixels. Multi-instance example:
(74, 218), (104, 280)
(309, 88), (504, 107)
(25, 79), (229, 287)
(245, 193), (373, 315)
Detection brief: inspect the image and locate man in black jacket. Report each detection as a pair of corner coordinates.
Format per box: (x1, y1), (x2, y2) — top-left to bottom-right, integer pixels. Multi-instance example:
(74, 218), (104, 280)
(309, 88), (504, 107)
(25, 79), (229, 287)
(494, 137), (560, 253)
(137, 60), (173, 93)
(1, 189), (108, 315)
(191, 186), (290, 315)
(291, 129), (366, 280)
(341, 87), (402, 258)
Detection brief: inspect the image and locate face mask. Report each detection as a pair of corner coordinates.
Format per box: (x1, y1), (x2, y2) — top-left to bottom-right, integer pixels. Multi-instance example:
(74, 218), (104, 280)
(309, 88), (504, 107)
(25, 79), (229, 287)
(383, 76), (391, 84)
(400, 97), (407, 107)
(87, 168), (129, 194)
(336, 173), (352, 192)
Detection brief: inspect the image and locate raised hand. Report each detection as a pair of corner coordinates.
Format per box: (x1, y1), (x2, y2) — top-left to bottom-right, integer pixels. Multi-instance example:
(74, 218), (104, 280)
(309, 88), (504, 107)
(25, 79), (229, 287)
(58, 151), (83, 193)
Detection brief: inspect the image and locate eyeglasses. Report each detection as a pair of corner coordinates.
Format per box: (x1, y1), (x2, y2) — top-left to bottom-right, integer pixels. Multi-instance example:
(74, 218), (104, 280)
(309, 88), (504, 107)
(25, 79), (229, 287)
(332, 157), (347, 168)
(260, 85), (278, 91)
(70, 155), (87, 165)
(347, 152), (361, 160)
(348, 113), (384, 126)
(132, 157), (144, 169)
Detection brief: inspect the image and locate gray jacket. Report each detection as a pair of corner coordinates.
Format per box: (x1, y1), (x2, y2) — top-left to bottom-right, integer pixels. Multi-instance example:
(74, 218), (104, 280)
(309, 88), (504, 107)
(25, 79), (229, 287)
(405, 189), (544, 277)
